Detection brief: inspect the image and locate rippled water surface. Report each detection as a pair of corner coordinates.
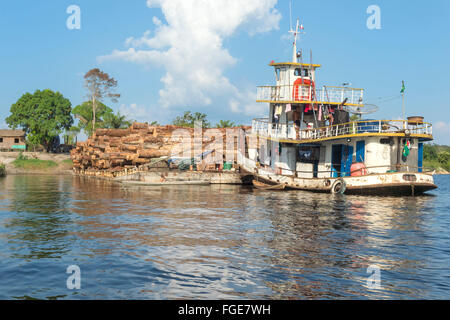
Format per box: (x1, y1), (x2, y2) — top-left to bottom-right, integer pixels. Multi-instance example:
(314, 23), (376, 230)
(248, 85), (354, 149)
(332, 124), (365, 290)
(0, 174), (449, 299)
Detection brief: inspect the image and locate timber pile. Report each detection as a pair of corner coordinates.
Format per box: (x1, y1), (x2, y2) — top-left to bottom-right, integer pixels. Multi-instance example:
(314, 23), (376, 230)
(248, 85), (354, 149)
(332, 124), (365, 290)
(71, 122), (249, 177)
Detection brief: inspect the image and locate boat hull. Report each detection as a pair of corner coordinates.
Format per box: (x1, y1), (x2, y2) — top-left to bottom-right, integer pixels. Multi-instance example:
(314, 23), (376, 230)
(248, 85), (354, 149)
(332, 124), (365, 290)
(252, 180), (286, 190)
(345, 182), (437, 196)
(240, 166), (437, 196)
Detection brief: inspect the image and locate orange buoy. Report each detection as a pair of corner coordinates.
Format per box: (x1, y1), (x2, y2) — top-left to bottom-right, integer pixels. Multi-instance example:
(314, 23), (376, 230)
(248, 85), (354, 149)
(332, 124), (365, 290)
(292, 78), (315, 101)
(351, 162), (367, 176)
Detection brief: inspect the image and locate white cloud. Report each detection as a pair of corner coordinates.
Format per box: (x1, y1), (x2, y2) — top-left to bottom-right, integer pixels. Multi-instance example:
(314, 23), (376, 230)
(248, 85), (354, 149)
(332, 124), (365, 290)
(98, 0), (281, 114)
(431, 121), (450, 145)
(434, 121), (450, 132)
(118, 102), (164, 124)
(119, 103), (148, 119)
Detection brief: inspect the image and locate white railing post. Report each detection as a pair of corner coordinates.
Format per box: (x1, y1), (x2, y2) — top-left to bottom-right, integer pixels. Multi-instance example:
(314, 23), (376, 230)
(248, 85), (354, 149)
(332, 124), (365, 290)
(378, 120), (381, 133)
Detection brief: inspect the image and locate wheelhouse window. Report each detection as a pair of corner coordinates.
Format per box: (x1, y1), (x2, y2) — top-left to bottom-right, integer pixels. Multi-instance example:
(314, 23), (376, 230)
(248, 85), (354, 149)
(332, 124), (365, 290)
(294, 68), (310, 78)
(14, 138), (19, 143)
(275, 68), (281, 81)
(279, 68), (286, 82)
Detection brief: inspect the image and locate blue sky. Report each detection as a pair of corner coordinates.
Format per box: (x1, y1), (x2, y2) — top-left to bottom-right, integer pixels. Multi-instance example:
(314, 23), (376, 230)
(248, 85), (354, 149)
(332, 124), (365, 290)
(1, 0), (449, 143)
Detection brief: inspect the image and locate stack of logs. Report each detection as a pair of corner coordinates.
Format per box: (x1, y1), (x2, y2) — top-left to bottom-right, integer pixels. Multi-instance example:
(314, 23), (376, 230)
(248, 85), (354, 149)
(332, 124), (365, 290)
(71, 122), (249, 177)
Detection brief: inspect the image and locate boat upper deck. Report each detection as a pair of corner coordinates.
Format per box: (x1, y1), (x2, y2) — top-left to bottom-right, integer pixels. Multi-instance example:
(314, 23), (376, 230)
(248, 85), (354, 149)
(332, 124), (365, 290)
(251, 118), (433, 144)
(256, 85), (364, 106)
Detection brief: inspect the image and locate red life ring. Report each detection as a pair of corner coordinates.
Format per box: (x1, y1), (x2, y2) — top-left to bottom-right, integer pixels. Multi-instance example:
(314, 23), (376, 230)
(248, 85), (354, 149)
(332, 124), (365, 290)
(292, 78), (315, 101)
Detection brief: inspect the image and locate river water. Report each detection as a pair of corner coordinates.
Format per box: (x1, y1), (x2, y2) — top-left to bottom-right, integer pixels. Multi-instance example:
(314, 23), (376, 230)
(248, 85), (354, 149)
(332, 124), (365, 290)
(0, 174), (449, 299)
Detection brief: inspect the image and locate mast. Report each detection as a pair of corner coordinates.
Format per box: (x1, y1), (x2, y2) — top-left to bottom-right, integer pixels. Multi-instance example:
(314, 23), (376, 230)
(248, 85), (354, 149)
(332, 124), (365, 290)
(292, 20), (299, 63)
(289, 19), (304, 63)
(401, 81), (406, 129)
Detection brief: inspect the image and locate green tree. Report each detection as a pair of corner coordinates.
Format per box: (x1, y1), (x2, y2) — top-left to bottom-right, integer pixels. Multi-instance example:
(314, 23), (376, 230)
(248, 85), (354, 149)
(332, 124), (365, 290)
(103, 111), (132, 129)
(149, 121), (160, 126)
(72, 101), (114, 136)
(437, 151), (449, 165)
(350, 114), (360, 122)
(172, 111), (210, 128)
(84, 68), (120, 133)
(424, 144), (438, 161)
(215, 120), (236, 128)
(6, 89), (73, 151)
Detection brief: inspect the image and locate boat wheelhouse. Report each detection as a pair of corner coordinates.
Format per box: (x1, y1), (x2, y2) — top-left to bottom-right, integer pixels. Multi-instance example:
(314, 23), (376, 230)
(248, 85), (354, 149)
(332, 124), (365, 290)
(237, 20), (436, 195)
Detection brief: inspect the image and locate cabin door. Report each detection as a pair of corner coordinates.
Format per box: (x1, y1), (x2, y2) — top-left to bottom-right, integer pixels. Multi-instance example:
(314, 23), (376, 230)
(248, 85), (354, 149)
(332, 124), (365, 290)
(356, 140), (365, 163)
(332, 144), (353, 177)
(331, 145), (343, 177)
(418, 142), (423, 173)
(343, 145), (354, 177)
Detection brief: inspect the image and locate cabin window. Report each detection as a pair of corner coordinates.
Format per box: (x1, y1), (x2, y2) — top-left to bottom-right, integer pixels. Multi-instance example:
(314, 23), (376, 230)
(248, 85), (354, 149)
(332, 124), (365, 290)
(303, 69), (309, 77)
(298, 146), (320, 163)
(0, 138), (3, 143)
(14, 138), (19, 143)
(380, 138), (390, 144)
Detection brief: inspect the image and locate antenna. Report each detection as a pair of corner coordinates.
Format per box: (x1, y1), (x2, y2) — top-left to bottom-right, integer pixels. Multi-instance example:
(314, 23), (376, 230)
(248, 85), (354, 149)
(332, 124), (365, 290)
(288, 0), (305, 64)
(289, 19), (304, 63)
(289, 1), (293, 32)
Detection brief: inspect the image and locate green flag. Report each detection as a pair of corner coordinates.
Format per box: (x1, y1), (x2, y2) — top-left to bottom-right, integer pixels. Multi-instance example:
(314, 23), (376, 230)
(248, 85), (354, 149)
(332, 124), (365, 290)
(400, 81), (405, 93)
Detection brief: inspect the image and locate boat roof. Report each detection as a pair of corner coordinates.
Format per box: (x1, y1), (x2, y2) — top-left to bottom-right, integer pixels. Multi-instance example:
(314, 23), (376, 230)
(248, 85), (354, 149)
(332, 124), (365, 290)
(269, 62), (321, 68)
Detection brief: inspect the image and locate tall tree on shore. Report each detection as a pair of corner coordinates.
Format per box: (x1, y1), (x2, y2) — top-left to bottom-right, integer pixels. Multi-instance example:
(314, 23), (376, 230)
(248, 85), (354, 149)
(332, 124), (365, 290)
(215, 120), (236, 128)
(84, 68), (120, 134)
(6, 89), (73, 151)
(172, 111), (210, 128)
(103, 111), (132, 129)
(72, 101), (114, 136)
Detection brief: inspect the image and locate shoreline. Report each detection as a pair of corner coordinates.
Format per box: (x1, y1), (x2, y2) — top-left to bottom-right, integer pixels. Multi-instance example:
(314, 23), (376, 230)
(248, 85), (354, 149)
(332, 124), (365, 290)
(5, 169), (73, 175)
(0, 151), (73, 175)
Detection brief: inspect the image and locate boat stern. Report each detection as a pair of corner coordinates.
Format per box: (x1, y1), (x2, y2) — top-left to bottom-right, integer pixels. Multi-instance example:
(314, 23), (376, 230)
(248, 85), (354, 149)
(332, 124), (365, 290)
(344, 172), (437, 196)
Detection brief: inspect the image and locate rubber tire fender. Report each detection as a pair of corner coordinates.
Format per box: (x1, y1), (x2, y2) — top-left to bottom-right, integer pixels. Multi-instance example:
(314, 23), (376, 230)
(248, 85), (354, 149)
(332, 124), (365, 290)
(331, 178), (346, 194)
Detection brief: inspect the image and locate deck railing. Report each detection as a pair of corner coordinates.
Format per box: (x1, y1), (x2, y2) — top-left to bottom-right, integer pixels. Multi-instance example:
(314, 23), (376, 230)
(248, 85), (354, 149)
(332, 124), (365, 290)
(251, 118), (433, 141)
(256, 85), (364, 106)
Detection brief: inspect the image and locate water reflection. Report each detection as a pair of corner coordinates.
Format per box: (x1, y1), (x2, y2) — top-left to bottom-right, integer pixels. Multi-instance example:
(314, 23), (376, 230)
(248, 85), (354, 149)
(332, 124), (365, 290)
(0, 176), (72, 260)
(0, 175), (448, 299)
(257, 192), (436, 299)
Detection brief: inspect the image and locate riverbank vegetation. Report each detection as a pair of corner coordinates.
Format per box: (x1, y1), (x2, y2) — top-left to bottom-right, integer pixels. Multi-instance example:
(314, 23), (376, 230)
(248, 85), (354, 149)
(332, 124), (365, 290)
(172, 111), (238, 128)
(6, 89), (73, 152)
(12, 153), (58, 170)
(4, 69), (133, 151)
(72, 101), (132, 136)
(0, 163), (6, 177)
(424, 144), (450, 172)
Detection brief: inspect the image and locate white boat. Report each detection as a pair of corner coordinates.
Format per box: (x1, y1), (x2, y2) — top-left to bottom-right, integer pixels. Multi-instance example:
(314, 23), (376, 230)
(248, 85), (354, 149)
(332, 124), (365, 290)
(237, 19), (437, 196)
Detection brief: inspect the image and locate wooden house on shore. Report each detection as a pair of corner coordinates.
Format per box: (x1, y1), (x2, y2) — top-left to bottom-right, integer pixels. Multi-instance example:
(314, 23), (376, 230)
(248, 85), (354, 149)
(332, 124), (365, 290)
(0, 129), (26, 151)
